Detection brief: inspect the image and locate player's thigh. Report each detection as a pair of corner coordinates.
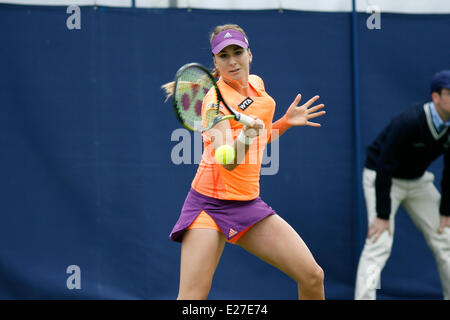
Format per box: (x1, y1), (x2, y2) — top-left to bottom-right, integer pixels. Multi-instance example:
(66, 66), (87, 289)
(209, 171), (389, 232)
(179, 229), (226, 289)
(236, 214), (322, 282)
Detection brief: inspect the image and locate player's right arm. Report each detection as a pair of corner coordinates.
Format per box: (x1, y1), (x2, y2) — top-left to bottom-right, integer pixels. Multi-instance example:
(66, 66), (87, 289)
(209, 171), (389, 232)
(208, 111), (263, 171)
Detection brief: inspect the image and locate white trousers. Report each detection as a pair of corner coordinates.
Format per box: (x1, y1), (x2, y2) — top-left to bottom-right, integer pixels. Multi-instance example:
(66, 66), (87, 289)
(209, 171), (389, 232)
(355, 168), (450, 300)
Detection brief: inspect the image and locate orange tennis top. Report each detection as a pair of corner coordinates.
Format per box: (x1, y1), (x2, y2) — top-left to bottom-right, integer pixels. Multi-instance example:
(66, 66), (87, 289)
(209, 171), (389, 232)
(191, 75), (276, 200)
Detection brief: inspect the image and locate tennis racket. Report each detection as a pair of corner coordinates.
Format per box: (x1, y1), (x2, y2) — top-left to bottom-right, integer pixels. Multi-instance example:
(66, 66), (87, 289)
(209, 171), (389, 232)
(172, 62), (258, 132)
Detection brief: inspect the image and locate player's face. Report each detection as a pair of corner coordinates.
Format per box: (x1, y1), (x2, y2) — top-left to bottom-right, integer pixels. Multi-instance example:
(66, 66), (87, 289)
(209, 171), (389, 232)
(213, 45), (252, 83)
(434, 88), (450, 120)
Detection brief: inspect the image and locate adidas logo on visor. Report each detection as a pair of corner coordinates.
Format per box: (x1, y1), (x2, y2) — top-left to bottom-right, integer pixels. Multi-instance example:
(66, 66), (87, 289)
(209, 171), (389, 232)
(224, 32), (232, 38)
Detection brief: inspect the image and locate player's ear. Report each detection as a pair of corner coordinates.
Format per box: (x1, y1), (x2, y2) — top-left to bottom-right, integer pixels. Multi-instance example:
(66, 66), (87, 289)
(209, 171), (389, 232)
(248, 49), (253, 63)
(213, 55), (217, 69)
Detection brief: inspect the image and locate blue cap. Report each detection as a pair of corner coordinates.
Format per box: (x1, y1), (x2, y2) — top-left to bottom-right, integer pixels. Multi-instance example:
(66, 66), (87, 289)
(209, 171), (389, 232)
(430, 70), (450, 94)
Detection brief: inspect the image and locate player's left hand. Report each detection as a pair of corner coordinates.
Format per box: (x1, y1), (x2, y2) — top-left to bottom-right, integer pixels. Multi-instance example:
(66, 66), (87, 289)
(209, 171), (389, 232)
(284, 94), (326, 127)
(438, 215), (450, 234)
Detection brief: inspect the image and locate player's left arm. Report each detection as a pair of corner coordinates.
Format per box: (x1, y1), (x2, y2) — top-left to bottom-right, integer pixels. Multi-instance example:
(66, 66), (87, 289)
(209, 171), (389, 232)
(268, 94), (325, 143)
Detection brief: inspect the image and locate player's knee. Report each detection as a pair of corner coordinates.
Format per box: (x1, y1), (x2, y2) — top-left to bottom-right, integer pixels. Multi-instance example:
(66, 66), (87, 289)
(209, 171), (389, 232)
(301, 265), (324, 289)
(311, 265), (325, 286)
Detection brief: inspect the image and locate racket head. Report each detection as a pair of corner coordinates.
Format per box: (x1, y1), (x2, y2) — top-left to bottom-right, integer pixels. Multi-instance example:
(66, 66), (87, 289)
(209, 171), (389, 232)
(173, 63), (222, 132)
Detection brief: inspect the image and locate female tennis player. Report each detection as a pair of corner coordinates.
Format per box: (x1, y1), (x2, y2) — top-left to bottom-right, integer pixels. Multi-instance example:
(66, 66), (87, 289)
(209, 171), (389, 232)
(163, 24), (326, 300)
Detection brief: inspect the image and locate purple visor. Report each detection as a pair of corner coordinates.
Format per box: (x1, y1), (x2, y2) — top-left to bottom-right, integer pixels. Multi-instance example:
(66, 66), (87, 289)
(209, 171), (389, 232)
(211, 29), (249, 54)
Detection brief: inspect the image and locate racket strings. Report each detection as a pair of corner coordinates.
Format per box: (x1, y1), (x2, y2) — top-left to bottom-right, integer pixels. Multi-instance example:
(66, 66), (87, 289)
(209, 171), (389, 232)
(174, 66), (216, 131)
(205, 108), (219, 126)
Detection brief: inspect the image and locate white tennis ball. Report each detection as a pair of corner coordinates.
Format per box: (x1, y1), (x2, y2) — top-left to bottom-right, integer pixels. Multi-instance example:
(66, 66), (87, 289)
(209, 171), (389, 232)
(215, 144), (235, 165)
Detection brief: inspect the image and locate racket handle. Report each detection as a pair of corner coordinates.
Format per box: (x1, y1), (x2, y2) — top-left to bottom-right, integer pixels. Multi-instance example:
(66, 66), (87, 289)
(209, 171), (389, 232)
(237, 113), (265, 129)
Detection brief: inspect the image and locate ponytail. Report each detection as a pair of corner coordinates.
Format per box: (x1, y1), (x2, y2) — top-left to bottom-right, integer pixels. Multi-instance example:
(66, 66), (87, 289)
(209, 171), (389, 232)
(161, 81), (175, 102)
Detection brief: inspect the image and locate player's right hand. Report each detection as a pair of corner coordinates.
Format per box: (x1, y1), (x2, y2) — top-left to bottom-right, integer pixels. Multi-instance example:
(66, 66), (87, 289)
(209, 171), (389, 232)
(368, 217), (391, 244)
(243, 115), (265, 138)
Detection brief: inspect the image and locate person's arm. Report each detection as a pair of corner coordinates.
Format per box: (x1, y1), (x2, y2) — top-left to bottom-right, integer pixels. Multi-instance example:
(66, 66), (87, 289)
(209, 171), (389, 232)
(375, 130), (402, 220)
(367, 121), (410, 243)
(208, 113), (264, 171)
(270, 114), (290, 141)
(268, 94), (325, 143)
(439, 151), (450, 233)
(374, 122), (409, 220)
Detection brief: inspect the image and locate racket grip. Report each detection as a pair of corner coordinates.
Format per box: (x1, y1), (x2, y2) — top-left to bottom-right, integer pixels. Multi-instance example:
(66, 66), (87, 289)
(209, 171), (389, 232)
(237, 113), (265, 129)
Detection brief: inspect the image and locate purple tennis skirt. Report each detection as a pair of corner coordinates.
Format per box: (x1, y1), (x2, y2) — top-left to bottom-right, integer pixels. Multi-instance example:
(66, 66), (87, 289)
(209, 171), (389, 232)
(170, 188), (276, 242)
